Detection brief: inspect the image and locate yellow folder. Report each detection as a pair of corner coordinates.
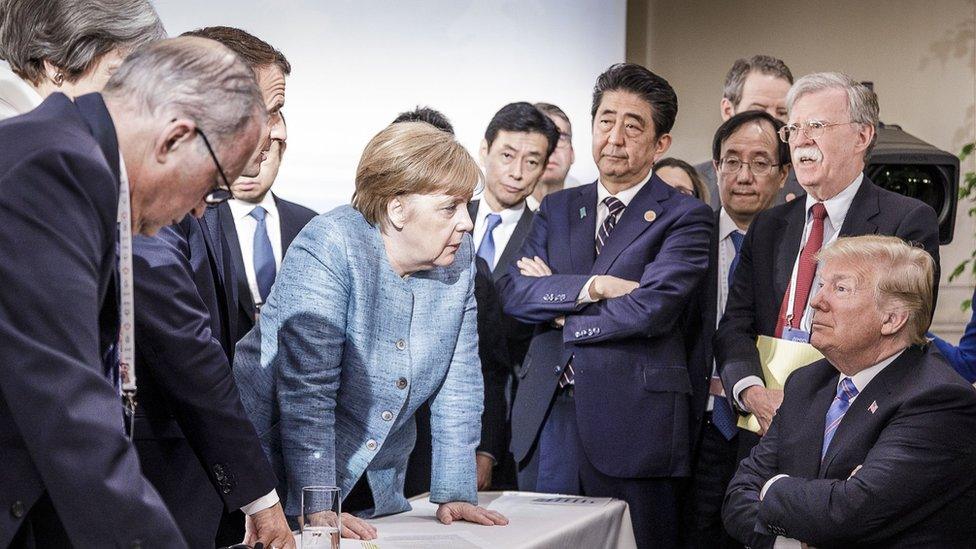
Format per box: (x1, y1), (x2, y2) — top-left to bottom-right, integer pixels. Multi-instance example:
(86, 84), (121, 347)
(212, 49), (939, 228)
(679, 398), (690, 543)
(737, 335), (824, 433)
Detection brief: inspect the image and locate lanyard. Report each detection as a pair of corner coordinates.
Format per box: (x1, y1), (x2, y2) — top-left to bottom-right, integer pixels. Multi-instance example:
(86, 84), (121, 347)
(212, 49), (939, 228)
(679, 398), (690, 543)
(117, 156), (137, 437)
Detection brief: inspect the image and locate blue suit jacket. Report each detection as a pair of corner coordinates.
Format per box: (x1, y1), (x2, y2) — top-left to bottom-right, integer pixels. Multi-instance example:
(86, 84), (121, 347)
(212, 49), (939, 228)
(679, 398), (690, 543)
(234, 206), (481, 517)
(931, 286), (976, 382)
(0, 93), (184, 546)
(499, 176), (713, 478)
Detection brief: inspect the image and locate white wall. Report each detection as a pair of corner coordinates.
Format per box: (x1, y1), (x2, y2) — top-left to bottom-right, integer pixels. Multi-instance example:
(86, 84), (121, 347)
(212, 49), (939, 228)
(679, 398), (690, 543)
(154, 0), (626, 212)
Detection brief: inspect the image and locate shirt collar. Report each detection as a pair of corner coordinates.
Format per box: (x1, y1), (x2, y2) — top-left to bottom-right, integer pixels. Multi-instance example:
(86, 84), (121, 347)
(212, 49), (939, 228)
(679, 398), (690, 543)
(479, 198), (525, 225)
(229, 193), (277, 220)
(596, 169), (653, 207)
(718, 207), (743, 242)
(839, 347), (905, 394)
(804, 172), (863, 227)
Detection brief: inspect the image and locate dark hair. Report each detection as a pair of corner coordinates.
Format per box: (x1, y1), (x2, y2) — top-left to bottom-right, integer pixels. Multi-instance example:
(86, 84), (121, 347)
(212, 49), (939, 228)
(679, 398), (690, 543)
(591, 63), (678, 135)
(534, 102), (571, 132)
(392, 106), (455, 134)
(181, 26), (290, 76)
(711, 110), (790, 167)
(484, 102), (560, 158)
(654, 157), (709, 203)
(723, 55), (793, 107)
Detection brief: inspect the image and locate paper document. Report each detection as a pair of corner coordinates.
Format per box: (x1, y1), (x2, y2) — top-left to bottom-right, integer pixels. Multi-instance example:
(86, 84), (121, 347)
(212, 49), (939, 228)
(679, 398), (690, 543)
(738, 335), (824, 433)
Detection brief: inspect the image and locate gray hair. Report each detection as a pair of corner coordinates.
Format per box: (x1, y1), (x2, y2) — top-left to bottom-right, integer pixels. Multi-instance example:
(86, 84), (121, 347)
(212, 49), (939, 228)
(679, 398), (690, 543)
(786, 72), (880, 157)
(102, 37), (266, 155)
(0, 0), (166, 85)
(722, 55), (794, 107)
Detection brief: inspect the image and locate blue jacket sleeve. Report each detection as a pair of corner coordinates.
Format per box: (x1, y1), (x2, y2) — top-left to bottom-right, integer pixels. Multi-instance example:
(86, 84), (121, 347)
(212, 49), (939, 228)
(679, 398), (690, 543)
(929, 287), (976, 383)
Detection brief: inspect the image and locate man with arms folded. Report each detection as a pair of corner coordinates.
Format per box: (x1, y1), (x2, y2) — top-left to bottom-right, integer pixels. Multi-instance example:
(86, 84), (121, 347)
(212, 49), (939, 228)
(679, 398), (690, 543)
(499, 63), (712, 549)
(714, 72), (940, 442)
(723, 235), (976, 548)
(686, 110), (790, 548)
(695, 54), (803, 209)
(0, 37), (267, 548)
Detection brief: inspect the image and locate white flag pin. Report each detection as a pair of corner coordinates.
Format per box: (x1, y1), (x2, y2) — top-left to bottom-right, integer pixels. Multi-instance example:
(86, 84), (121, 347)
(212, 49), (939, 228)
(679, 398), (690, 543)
(868, 400), (878, 414)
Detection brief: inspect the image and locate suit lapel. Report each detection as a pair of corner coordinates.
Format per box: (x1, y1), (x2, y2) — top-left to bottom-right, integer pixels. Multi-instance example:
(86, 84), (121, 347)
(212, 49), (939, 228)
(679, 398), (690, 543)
(494, 207), (534, 281)
(591, 175), (667, 275)
(838, 177), (880, 237)
(219, 202), (255, 320)
(795, 362), (840, 478)
(568, 184), (598, 273)
(773, 201), (805, 303)
(275, 194), (302, 250)
(74, 93), (120, 184)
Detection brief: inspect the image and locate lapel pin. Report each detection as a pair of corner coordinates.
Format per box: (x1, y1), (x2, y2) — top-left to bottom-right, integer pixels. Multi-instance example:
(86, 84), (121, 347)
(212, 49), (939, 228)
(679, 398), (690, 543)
(579, 207), (587, 219)
(868, 400), (878, 414)
(644, 210), (657, 223)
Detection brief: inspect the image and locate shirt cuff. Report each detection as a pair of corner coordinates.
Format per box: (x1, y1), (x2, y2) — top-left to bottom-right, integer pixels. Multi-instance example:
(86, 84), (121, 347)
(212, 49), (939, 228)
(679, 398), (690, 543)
(241, 489), (279, 515)
(760, 474), (789, 501)
(577, 276), (599, 304)
(732, 376), (766, 411)
(476, 450), (497, 464)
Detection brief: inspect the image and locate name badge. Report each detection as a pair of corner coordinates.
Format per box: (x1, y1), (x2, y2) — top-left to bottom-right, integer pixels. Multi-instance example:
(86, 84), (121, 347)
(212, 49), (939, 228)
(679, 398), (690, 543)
(781, 327), (811, 343)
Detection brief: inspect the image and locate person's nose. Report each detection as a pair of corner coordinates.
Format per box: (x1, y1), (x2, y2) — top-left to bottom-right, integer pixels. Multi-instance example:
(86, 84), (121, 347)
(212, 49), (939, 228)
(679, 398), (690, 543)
(269, 112), (286, 143)
(458, 205), (474, 232)
(737, 162), (755, 184)
(811, 287), (828, 312)
(511, 159), (523, 181)
(608, 121), (625, 147)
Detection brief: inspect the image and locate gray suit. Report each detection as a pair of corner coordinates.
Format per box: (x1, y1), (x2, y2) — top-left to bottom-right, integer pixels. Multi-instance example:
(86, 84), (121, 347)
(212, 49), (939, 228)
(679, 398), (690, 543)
(695, 160), (805, 210)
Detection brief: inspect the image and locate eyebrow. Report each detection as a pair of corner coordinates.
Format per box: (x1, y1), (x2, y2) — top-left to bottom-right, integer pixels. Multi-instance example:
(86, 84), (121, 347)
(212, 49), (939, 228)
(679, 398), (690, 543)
(598, 108), (646, 126)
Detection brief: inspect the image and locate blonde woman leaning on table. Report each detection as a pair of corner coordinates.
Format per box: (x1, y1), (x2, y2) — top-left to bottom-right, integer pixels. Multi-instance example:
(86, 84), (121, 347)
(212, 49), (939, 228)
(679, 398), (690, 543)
(0, 0), (165, 119)
(234, 122), (509, 540)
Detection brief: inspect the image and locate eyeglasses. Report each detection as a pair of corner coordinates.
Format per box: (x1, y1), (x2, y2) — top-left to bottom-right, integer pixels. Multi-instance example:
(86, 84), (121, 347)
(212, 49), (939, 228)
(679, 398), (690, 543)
(195, 128), (234, 205)
(777, 120), (859, 143)
(717, 157), (780, 177)
(557, 131), (573, 147)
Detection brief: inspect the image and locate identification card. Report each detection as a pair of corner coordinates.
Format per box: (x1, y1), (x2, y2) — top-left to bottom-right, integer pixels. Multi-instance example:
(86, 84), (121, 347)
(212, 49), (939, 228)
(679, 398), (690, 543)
(781, 327), (811, 343)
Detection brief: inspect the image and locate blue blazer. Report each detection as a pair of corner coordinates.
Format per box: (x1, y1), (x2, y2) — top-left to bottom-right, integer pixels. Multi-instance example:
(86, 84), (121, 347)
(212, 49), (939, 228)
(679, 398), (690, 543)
(931, 286), (976, 382)
(234, 206), (482, 517)
(0, 93), (184, 545)
(499, 176), (713, 478)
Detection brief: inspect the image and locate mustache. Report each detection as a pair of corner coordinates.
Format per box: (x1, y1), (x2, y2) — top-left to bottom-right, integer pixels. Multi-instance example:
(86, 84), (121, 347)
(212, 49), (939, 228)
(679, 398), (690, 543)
(793, 146), (822, 163)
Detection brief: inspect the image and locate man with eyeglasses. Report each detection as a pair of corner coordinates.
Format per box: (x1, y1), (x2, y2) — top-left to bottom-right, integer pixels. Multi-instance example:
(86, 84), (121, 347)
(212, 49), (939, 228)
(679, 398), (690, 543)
(686, 110), (789, 548)
(713, 72), (940, 459)
(130, 28), (295, 549)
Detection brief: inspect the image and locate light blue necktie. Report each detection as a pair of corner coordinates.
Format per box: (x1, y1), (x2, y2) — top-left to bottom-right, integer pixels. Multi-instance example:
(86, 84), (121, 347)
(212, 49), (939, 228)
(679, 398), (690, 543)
(711, 230), (746, 440)
(249, 205), (276, 301)
(477, 213), (503, 269)
(822, 377), (859, 459)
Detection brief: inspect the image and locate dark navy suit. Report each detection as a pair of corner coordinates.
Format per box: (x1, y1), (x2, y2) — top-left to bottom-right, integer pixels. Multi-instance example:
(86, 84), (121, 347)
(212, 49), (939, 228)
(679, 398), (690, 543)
(499, 176), (712, 548)
(131, 207), (278, 546)
(0, 93), (185, 546)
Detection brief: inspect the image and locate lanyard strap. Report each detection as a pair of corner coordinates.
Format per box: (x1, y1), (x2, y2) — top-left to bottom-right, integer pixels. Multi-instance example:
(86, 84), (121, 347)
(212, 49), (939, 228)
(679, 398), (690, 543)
(117, 160), (137, 436)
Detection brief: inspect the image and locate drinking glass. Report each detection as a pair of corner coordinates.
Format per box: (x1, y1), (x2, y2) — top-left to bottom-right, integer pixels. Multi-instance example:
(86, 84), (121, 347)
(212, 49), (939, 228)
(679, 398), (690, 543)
(301, 486), (341, 549)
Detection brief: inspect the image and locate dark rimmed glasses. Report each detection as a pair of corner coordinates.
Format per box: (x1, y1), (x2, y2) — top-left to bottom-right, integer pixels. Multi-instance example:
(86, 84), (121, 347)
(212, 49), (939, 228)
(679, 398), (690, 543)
(195, 127), (234, 205)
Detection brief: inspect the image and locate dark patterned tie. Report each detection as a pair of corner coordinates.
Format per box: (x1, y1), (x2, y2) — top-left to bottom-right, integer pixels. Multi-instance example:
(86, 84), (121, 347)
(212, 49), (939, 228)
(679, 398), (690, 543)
(711, 230), (746, 440)
(595, 196), (626, 255)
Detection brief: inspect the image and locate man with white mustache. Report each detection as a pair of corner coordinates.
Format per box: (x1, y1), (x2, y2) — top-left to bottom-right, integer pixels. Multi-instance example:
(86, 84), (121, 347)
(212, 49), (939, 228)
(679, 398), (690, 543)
(713, 72), (940, 445)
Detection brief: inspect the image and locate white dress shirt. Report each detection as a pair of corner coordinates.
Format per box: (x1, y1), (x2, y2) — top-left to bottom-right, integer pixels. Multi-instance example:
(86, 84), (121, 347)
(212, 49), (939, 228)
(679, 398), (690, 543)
(709, 208), (745, 411)
(759, 348), (904, 547)
(733, 173), (865, 406)
(577, 171), (653, 303)
(472, 199), (525, 271)
(0, 60), (42, 121)
(228, 194), (283, 307)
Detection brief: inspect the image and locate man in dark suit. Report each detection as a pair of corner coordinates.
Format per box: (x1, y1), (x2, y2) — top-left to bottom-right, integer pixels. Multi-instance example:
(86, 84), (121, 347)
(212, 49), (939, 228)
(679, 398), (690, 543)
(499, 63), (713, 549)
(220, 136), (317, 343)
(686, 110), (790, 548)
(724, 235), (976, 548)
(694, 54), (804, 209)
(131, 27), (294, 548)
(715, 72), (940, 440)
(0, 37), (267, 548)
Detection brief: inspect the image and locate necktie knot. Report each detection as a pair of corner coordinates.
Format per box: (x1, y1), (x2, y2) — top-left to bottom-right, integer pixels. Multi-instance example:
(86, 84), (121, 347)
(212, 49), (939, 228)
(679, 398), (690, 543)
(810, 202), (828, 222)
(250, 205), (267, 222)
(484, 212), (502, 232)
(603, 196), (625, 216)
(729, 230), (745, 254)
(836, 377), (859, 403)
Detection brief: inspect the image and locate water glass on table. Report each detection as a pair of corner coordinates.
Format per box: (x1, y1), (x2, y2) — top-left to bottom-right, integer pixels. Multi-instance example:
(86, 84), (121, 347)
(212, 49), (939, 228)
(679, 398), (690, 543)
(301, 486), (342, 549)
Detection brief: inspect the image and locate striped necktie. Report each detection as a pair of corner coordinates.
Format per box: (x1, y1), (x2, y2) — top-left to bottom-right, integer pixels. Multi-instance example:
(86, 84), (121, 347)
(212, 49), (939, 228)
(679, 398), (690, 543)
(822, 377), (859, 460)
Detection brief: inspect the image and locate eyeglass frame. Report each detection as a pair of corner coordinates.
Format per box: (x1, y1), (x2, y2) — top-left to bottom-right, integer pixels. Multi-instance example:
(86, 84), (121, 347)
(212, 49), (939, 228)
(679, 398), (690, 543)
(193, 127), (235, 205)
(777, 120), (860, 144)
(716, 156), (781, 177)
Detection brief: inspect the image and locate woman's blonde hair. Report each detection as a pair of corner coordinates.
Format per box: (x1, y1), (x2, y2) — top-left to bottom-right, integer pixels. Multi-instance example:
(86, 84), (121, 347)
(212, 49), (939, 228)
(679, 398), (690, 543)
(352, 122), (482, 227)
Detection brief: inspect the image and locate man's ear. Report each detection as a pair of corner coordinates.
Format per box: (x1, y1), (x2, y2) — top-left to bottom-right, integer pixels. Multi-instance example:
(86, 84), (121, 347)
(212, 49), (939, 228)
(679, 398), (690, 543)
(720, 98), (735, 121)
(155, 118), (197, 164)
(880, 308), (910, 337)
(853, 123), (875, 156)
(479, 138), (489, 166)
(653, 133), (672, 162)
(387, 195), (408, 230)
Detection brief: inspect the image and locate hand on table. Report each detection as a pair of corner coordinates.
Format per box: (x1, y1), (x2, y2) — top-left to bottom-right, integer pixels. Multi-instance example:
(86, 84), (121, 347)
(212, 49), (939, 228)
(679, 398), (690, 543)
(436, 501), (509, 526)
(741, 387), (784, 435)
(587, 275), (639, 301)
(517, 256), (552, 277)
(245, 503), (295, 549)
(301, 510), (378, 540)
(476, 454), (494, 490)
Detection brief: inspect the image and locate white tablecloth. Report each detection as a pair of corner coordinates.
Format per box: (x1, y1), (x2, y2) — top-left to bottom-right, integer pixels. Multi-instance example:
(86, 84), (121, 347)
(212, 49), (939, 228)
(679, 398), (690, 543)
(297, 491), (637, 549)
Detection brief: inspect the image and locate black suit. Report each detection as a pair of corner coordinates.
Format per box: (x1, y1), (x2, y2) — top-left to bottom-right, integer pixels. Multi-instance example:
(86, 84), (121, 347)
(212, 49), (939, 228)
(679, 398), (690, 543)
(724, 345), (976, 548)
(0, 93), (185, 546)
(715, 178), (941, 410)
(131, 208), (279, 547)
(218, 195), (317, 343)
